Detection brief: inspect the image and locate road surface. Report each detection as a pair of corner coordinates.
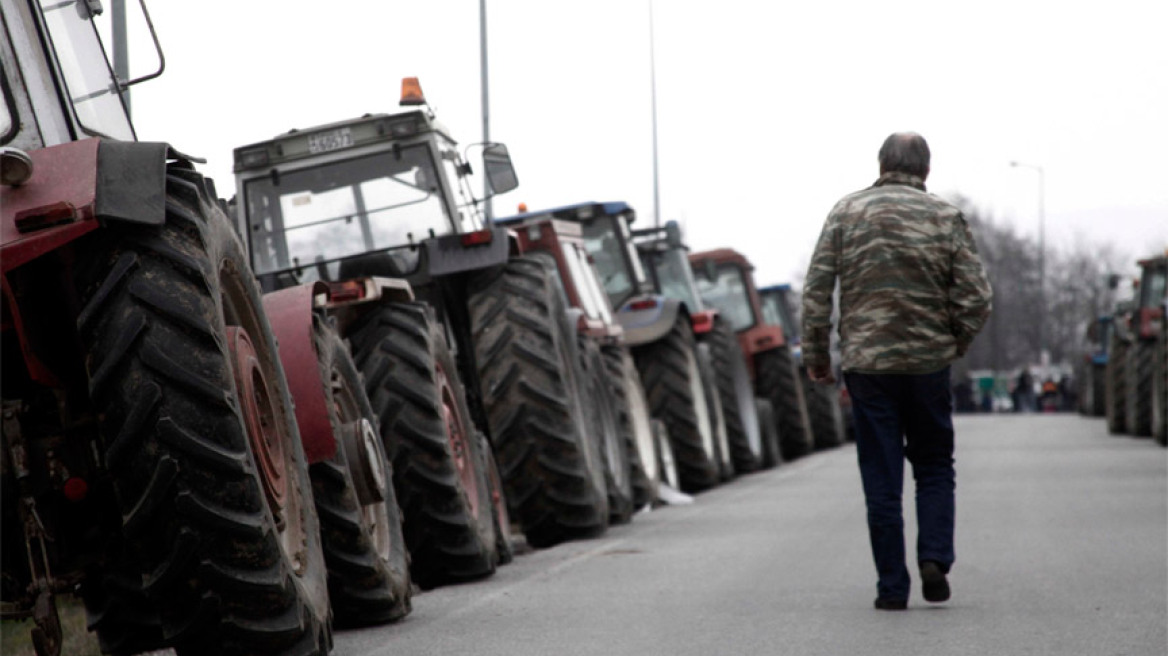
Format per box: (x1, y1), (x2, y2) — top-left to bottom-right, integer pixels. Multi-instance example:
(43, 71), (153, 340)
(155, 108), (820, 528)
(335, 415), (1167, 656)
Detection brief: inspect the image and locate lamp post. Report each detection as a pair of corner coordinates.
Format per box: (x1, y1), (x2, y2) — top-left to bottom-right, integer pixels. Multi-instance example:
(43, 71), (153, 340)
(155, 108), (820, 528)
(1010, 160), (1046, 365)
(648, 0), (661, 228)
(479, 0), (492, 220)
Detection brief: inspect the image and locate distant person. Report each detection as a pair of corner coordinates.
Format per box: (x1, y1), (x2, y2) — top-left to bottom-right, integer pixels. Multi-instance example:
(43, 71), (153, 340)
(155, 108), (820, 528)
(1017, 369), (1036, 412)
(801, 132), (993, 610)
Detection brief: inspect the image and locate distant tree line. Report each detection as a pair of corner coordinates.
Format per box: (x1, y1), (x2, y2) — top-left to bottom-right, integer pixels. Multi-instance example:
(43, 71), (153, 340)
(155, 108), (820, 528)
(954, 196), (1127, 374)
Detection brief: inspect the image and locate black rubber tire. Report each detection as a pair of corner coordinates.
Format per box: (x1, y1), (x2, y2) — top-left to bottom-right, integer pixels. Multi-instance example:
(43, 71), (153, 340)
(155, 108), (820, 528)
(80, 560), (165, 655)
(1106, 332), (1128, 434)
(348, 302), (499, 587)
(755, 398), (783, 469)
(702, 319), (764, 473)
(1084, 361), (1107, 418)
(601, 345), (658, 510)
(580, 337), (635, 525)
(800, 368), (845, 450)
(633, 316), (721, 493)
(651, 419), (680, 494)
(468, 256), (608, 548)
(1153, 332), (1167, 446)
(755, 346), (815, 460)
(73, 166), (330, 655)
(307, 318), (412, 626)
(1125, 340), (1154, 437)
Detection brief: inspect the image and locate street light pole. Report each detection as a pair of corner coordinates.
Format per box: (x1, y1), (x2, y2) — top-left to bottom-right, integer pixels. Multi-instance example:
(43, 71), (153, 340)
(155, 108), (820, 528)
(1010, 160), (1046, 365)
(648, 0), (661, 228)
(479, 0), (492, 221)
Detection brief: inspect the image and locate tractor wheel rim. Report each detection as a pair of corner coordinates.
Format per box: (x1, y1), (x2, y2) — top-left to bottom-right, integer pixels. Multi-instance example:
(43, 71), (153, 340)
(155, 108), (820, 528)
(333, 361), (392, 563)
(488, 451), (511, 540)
(436, 361), (480, 519)
(227, 327), (287, 514)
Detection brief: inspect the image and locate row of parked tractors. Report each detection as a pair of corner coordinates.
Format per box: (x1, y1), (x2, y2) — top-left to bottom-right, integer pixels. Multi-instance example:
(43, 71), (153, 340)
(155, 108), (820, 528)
(1077, 254), (1168, 446)
(1, 4), (850, 654)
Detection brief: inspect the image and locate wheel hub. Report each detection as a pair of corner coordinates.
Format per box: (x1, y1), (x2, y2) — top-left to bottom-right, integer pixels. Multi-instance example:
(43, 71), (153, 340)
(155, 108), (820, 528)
(226, 327), (287, 517)
(436, 362), (480, 518)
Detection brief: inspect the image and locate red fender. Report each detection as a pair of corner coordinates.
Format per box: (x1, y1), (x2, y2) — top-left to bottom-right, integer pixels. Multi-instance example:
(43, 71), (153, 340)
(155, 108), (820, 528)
(738, 323), (786, 382)
(262, 282), (335, 464)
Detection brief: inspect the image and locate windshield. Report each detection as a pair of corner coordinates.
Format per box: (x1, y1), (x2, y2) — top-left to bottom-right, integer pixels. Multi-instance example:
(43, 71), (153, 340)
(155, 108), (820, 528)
(694, 264), (756, 332)
(582, 216), (640, 308)
(760, 290), (797, 341)
(243, 144), (449, 276)
(642, 248), (702, 311)
(39, 0), (134, 140)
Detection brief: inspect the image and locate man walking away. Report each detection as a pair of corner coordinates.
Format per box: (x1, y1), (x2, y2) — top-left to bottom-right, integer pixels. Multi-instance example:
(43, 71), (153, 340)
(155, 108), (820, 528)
(801, 132), (992, 610)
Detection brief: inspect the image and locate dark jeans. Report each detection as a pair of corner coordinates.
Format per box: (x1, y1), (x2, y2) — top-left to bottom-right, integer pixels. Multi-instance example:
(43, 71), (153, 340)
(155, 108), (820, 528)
(844, 367), (955, 601)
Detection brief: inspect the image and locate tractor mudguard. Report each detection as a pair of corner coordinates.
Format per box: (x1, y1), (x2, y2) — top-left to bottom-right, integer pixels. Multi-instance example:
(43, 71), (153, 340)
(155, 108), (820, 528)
(2, 139), (181, 271)
(262, 281), (337, 465)
(615, 296), (686, 347)
(425, 226), (513, 277)
(737, 323), (787, 379)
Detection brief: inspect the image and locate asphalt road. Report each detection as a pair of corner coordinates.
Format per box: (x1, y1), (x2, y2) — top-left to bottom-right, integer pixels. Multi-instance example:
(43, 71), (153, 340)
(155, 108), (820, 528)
(334, 415), (1168, 656)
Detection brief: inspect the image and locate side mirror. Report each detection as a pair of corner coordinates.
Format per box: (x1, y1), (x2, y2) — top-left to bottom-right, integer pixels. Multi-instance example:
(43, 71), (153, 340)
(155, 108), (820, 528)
(482, 144), (518, 195)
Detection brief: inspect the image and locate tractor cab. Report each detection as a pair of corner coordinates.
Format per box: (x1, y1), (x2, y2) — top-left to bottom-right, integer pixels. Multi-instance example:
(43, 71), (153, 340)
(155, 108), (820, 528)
(1, 0), (143, 153)
(232, 78), (518, 291)
(493, 211), (619, 341)
(1135, 255), (1167, 340)
(758, 284), (800, 346)
(631, 220), (707, 319)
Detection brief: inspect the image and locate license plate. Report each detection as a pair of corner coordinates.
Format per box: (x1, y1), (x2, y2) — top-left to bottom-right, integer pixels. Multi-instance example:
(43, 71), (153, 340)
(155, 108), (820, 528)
(307, 128), (353, 154)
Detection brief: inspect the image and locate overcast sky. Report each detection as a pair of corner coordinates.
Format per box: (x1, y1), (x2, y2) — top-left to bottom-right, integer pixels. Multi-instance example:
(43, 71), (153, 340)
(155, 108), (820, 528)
(122, 0), (1167, 287)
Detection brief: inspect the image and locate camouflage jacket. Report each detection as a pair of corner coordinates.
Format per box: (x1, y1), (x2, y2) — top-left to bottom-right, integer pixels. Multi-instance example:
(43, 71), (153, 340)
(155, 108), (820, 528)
(801, 171), (992, 374)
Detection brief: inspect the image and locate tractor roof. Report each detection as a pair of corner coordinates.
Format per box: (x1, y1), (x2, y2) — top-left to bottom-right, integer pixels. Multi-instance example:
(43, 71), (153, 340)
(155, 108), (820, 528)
(495, 201), (634, 225)
(759, 283), (793, 294)
(232, 109), (453, 173)
(688, 247), (754, 271)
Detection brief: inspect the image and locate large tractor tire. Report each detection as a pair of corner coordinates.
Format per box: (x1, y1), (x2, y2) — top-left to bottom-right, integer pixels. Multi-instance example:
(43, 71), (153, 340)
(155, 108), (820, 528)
(349, 302), (500, 587)
(633, 316), (721, 493)
(468, 257), (609, 548)
(308, 318), (412, 626)
(755, 346), (815, 460)
(1124, 340), (1155, 437)
(800, 369), (846, 450)
(73, 167), (330, 655)
(1083, 361), (1107, 418)
(704, 319), (764, 473)
(755, 398), (783, 469)
(697, 341), (734, 481)
(601, 345), (659, 510)
(1106, 333), (1128, 434)
(580, 338), (635, 525)
(1153, 332), (1167, 446)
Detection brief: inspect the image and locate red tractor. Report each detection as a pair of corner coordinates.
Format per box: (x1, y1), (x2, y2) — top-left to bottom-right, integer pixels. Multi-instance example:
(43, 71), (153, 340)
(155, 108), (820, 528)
(1, 2), (357, 652)
(495, 211), (682, 511)
(1129, 255), (1166, 441)
(688, 249), (825, 459)
(509, 203), (730, 493)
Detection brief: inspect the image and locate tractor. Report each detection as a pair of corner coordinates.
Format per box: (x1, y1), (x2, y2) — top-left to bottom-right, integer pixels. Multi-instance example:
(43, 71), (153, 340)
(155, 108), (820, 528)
(510, 203), (729, 493)
(1131, 255), (1166, 442)
(758, 283), (853, 442)
(1, 1), (357, 652)
(688, 249), (824, 459)
(232, 80), (616, 550)
(493, 211), (681, 511)
(632, 221), (779, 471)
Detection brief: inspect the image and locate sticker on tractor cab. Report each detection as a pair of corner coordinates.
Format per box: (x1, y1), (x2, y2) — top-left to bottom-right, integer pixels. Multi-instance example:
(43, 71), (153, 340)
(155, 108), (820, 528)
(308, 127), (353, 154)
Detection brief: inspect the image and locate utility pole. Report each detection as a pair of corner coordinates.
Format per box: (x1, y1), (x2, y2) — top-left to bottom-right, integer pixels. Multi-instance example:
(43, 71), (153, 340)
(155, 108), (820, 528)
(479, 0), (492, 221)
(649, 0), (661, 228)
(111, 0), (130, 117)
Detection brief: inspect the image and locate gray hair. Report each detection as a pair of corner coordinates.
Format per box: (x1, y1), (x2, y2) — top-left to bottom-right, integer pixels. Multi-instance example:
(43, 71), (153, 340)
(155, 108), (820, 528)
(878, 132), (931, 177)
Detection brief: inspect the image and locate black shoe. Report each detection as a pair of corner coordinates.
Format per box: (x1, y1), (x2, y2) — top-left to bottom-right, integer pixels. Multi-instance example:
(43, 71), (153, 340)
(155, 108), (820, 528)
(920, 561), (951, 603)
(874, 598), (908, 610)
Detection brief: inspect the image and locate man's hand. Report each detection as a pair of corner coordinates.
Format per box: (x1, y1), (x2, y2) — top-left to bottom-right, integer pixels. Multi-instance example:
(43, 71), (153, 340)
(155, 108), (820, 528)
(808, 364), (836, 385)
